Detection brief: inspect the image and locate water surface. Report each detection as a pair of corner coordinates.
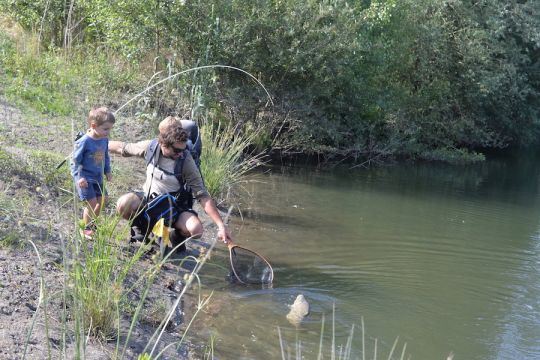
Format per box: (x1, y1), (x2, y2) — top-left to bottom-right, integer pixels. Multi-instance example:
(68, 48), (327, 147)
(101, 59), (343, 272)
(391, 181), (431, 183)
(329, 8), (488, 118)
(194, 154), (540, 359)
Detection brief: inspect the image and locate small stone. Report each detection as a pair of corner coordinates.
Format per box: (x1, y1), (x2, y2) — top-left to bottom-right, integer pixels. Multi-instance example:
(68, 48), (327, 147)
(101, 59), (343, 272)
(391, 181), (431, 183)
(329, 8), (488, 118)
(1, 306), (13, 315)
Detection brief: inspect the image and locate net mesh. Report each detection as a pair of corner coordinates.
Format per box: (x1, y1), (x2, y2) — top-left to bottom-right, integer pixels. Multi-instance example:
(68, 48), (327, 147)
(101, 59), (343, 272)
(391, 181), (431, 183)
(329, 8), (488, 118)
(229, 246), (273, 284)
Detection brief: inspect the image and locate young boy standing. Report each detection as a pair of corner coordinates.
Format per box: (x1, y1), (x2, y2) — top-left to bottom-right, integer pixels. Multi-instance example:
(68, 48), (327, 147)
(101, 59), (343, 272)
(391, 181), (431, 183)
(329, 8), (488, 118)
(71, 107), (115, 239)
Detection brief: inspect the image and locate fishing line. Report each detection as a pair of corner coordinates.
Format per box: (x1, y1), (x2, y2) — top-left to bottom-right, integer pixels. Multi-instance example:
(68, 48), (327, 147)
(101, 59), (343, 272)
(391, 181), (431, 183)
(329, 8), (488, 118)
(114, 64), (274, 115)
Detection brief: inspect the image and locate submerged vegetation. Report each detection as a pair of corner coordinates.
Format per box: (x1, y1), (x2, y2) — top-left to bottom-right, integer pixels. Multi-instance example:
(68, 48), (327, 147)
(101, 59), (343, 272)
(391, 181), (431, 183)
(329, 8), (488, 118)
(1, 0), (538, 164)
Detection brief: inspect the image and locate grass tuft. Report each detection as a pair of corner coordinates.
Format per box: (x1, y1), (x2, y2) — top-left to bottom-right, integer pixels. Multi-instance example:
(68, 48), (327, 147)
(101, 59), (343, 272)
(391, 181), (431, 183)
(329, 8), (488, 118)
(200, 119), (266, 202)
(278, 309), (411, 360)
(70, 214), (130, 340)
(27, 149), (72, 189)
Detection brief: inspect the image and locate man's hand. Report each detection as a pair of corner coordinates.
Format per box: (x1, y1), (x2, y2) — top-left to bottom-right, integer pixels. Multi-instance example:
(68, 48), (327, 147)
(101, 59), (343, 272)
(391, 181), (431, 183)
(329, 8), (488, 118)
(106, 173), (113, 182)
(218, 224), (234, 245)
(77, 177), (88, 189)
(200, 196), (235, 245)
(108, 141), (125, 155)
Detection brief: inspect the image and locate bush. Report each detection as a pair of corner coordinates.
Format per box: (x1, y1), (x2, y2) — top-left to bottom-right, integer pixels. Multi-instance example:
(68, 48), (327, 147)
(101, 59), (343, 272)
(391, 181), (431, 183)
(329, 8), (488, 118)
(2, 0), (539, 163)
(420, 147), (485, 164)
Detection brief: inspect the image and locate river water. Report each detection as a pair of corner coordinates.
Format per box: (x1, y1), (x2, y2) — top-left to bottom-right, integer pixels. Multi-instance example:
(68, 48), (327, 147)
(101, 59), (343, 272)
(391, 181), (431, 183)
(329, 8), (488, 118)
(194, 152), (540, 360)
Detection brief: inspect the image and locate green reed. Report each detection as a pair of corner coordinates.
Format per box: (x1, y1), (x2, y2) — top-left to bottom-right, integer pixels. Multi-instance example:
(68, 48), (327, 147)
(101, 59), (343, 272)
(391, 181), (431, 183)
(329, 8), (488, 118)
(200, 120), (266, 202)
(277, 308), (415, 360)
(70, 214), (131, 340)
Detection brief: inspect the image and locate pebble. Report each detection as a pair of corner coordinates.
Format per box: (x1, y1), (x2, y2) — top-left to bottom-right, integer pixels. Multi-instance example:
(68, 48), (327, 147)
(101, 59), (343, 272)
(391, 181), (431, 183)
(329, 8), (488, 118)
(1, 306), (13, 315)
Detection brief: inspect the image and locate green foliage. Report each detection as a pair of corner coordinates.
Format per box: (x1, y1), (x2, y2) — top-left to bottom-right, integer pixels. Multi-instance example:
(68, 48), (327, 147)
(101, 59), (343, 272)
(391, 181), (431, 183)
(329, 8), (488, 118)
(0, 232), (20, 249)
(0, 21), (143, 116)
(0, 154), (30, 249)
(1, 0), (539, 163)
(0, 29), (74, 115)
(162, 0), (370, 152)
(6, 81), (72, 115)
(0, 148), (18, 174)
(0, 191), (24, 249)
(420, 147), (485, 165)
(0, 146), (70, 191)
(386, 0), (540, 152)
(0, 0), (67, 47)
(0, 43), (73, 115)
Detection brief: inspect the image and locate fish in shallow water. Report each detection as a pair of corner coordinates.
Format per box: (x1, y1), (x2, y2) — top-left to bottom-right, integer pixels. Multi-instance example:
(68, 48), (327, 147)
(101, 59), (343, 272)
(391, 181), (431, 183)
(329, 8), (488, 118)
(286, 294), (310, 326)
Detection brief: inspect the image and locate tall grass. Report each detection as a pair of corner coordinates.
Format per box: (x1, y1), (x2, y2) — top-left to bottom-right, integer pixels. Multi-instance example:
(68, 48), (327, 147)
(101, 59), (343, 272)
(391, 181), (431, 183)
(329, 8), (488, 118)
(200, 120), (266, 202)
(65, 201), (219, 358)
(0, 187), (21, 248)
(70, 214), (133, 340)
(23, 239), (51, 359)
(0, 150), (35, 249)
(0, 20), (143, 117)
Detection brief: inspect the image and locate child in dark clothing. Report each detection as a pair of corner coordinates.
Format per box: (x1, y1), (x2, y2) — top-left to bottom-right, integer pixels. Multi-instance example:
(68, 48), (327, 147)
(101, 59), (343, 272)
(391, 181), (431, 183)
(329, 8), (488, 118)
(71, 107), (115, 239)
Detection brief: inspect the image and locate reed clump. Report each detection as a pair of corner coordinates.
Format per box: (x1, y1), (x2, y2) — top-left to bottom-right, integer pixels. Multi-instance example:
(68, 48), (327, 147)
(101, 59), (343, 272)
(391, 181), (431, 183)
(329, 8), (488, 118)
(65, 210), (216, 357)
(200, 119), (266, 202)
(278, 310), (415, 360)
(69, 215), (131, 340)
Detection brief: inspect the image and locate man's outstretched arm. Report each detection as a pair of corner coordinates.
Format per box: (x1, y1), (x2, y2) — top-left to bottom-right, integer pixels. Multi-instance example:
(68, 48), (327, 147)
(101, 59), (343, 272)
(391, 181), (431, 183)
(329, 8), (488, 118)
(199, 195), (234, 244)
(108, 140), (150, 158)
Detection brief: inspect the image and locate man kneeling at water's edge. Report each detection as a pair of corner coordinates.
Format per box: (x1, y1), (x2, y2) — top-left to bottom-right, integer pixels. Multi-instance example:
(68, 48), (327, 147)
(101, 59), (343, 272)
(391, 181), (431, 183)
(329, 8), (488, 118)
(108, 116), (233, 250)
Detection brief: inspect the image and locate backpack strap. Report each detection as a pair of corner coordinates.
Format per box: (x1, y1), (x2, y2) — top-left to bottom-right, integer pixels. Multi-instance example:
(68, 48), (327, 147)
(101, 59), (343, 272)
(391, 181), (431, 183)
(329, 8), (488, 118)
(145, 139), (160, 167)
(173, 154), (186, 185)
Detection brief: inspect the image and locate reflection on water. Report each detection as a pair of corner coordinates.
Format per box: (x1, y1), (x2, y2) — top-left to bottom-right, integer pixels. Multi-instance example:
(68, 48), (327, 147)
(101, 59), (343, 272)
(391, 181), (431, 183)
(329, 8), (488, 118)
(195, 153), (540, 360)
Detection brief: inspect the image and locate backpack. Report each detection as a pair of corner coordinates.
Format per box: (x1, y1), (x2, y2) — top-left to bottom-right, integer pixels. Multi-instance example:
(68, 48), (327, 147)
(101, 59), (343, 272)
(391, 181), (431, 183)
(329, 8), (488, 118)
(180, 119), (202, 168)
(143, 193), (179, 227)
(144, 138), (194, 209)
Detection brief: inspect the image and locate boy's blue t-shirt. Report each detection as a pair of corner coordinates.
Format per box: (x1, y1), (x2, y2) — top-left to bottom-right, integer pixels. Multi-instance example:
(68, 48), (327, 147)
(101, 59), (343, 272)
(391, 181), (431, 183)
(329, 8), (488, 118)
(70, 134), (111, 183)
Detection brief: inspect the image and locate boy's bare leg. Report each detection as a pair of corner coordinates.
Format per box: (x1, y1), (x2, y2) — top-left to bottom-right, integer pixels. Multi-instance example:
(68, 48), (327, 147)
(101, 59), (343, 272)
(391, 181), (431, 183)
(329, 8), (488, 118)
(83, 198), (100, 225)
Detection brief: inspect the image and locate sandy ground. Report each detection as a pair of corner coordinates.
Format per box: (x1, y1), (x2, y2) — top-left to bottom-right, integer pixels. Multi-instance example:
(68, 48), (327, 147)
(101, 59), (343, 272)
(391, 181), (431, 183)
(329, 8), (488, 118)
(0, 96), (221, 359)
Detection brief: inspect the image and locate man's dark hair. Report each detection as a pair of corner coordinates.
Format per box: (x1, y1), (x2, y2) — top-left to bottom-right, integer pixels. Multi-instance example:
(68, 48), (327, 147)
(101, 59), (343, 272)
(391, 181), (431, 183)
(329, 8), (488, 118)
(158, 122), (188, 147)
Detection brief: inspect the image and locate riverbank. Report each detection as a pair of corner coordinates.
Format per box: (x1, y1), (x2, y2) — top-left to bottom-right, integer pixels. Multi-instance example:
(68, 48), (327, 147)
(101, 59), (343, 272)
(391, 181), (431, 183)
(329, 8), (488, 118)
(0, 96), (223, 359)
